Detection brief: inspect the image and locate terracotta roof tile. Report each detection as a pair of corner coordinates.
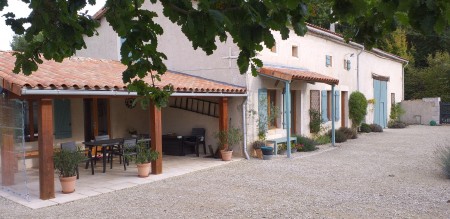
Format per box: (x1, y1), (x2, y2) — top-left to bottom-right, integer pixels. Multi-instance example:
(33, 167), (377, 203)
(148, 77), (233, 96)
(0, 51), (246, 96)
(259, 66), (339, 85)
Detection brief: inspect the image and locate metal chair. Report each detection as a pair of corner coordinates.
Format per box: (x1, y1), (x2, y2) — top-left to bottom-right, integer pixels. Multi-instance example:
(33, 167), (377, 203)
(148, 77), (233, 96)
(121, 138), (138, 170)
(94, 135), (110, 164)
(60, 141), (94, 179)
(183, 128), (206, 157)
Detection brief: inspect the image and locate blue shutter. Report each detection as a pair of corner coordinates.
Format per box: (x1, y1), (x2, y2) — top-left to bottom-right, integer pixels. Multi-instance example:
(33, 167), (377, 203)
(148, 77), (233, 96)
(321, 90), (328, 123)
(258, 89), (268, 132)
(335, 90), (340, 121)
(54, 99), (72, 139)
(347, 60), (351, 70)
(380, 81), (388, 128)
(373, 80), (381, 125)
(326, 55), (330, 66)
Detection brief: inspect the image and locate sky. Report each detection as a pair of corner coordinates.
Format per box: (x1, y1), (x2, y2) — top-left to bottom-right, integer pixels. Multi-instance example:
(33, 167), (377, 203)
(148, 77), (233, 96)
(0, 0), (106, 51)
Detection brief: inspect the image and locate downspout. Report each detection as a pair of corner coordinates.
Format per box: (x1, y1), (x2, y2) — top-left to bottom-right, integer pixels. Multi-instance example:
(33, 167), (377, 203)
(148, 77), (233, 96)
(242, 97), (249, 160)
(331, 84), (336, 146)
(356, 48), (364, 91)
(402, 61), (409, 101)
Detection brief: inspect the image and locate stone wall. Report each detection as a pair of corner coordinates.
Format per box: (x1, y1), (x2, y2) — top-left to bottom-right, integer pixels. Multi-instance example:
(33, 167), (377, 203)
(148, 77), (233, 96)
(400, 97), (440, 125)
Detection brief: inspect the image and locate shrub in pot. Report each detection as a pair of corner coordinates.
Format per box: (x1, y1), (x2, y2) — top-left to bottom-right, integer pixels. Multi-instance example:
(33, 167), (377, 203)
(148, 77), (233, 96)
(125, 142), (159, 177)
(251, 140), (265, 159)
(215, 127), (243, 161)
(53, 148), (86, 194)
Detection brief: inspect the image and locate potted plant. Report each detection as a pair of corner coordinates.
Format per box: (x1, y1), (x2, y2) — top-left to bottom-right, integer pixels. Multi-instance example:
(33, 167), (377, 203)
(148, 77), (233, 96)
(277, 143), (287, 155)
(53, 148), (86, 194)
(215, 127), (243, 161)
(125, 141), (159, 177)
(251, 140), (265, 159)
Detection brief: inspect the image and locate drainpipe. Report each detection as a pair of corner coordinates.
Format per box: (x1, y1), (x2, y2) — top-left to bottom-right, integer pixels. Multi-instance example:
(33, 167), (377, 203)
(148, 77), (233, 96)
(331, 84), (336, 146)
(285, 81), (291, 158)
(356, 48), (364, 91)
(242, 97), (249, 160)
(402, 61), (409, 101)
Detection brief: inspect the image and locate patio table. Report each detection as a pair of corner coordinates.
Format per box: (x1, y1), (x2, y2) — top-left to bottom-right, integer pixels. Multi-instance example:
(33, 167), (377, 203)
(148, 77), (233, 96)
(83, 138), (124, 173)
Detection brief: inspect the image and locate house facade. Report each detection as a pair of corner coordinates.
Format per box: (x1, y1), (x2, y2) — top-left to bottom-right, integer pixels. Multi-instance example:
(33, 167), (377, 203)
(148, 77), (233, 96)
(77, 1), (407, 151)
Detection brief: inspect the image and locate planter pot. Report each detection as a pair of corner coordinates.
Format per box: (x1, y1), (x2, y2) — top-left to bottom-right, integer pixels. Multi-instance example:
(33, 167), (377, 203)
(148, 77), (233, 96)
(220, 150), (233, 161)
(263, 155), (273, 160)
(255, 148), (263, 159)
(291, 148), (297, 153)
(278, 150), (287, 155)
(136, 163), (151, 178)
(59, 176), (77, 194)
(260, 147), (273, 155)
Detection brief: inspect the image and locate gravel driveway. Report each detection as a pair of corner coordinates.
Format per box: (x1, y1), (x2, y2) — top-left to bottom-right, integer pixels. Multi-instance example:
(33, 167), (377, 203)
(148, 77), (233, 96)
(1, 125), (449, 218)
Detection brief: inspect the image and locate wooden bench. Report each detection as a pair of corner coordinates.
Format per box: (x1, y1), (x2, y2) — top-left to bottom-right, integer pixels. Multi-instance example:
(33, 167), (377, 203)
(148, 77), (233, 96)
(266, 136), (297, 155)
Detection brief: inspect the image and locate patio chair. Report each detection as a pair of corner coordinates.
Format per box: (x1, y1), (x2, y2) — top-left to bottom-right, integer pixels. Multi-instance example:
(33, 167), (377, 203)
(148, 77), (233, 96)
(120, 138), (138, 171)
(61, 141), (94, 179)
(94, 135), (110, 164)
(183, 128), (206, 157)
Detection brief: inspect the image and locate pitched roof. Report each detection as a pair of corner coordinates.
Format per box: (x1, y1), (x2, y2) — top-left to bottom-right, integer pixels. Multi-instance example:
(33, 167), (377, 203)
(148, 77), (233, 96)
(0, 51), (246, 96)
(259, 66), (339, 85)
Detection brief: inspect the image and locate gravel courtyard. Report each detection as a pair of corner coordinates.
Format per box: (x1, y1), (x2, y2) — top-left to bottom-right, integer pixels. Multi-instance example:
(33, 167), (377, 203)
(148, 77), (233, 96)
(1, 125), (449, 218)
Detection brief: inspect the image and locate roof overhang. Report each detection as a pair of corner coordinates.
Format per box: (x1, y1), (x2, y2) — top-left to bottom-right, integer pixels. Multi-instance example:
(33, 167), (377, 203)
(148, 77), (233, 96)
(259, 66), (339, 85)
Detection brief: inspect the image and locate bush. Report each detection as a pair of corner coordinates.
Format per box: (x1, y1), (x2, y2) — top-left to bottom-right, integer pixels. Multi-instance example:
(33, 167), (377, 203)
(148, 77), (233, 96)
(360, 123), (371, 133)
(369, 124), (383, 132)
(430, 120), (437, 126)
(296, 136), (317, 152)
(349, 91), (368, 128)
(339, 127), (357, 139)
(388, 120), (407, 128)
(389, 103), (405, 121)
(435, 146), (450, 179)
(251, 140), (265, 149)
(327, 129), (348, 143)
(309, 109), (321, 134)
(314, 134), (331, 145)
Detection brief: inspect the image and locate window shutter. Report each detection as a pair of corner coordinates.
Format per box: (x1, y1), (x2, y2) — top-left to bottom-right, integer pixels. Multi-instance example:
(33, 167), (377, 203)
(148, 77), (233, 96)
(321, 90), (328, 122)
(335, 90), (340, 121)
(53, 99), (72, 139)
(258, 89), (268, 132)
(347, 60), (351, 70)
(326, 55), (330, 66)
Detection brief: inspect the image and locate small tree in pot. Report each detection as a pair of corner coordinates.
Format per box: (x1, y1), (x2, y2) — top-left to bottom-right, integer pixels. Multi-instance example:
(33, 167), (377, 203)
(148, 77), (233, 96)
(215, 127), (243, 161)
(125, 141), (159, 177)
(53, 148), (86, 194)
(251, 140), (265, 159)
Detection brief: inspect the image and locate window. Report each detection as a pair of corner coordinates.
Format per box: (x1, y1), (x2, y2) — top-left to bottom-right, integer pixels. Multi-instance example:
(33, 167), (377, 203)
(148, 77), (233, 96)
(24, 101), (38, 142)
(344, 59), (351, 70)
(292, 45), (298, 57)
(391, 93), (395, 106)
(310, 90), (320, 112)
(271, 42), (277, 53)
(326, 55), (333, 67)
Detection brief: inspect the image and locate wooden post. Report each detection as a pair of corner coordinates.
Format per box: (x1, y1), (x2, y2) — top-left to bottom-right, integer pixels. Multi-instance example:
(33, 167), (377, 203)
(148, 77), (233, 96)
(38, 99), (55, 200)
(1, 134), (14, 186)
(149, 102), (162, 174)
(28, 100), (35, 141)
(218, 97), (229, 150)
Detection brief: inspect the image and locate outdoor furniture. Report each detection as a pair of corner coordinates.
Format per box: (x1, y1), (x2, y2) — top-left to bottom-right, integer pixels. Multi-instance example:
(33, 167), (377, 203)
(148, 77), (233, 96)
(119, 138), (138, 171)
(94, 135), (110, 164)
(182, 128), (206, 157)
(162, 135), (195, 156)
(265, 136), (298, 155)
(83, 138), (123, 173)
(60, 141), (94, 179)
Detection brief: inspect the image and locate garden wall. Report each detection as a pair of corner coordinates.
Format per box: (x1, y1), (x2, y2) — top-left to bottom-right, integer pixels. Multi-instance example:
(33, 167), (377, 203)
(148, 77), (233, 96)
(400, 97), (440, 125)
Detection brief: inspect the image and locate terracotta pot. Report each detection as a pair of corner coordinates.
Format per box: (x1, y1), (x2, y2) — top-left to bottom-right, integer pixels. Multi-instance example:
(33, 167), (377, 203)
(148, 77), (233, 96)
(60, 176), (77, 194)
(255, 148), (263, 159)
(220, 150), (233, 161)
(137, 163), (151, 178)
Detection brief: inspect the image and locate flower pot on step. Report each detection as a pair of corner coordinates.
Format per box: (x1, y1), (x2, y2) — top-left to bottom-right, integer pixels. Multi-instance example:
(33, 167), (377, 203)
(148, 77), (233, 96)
(263, 155), (273, 160)
(255, 148), (263, 159)
(137, 163), (151, 178)
(260, 146), (274, 155)
(60, 176), (77, 194)
(220, 150), (233, 161)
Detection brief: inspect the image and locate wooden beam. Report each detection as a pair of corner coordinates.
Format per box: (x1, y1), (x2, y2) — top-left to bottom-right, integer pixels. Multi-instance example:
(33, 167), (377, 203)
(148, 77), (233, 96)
(38, 99), (55, 200)
(92, 98), (98, 137)
(149, 102), (162, 175)
(1, 134), (15, 186)
(219, 97), (228, 149)
(106, 99), (111, 138)
(28, 100), (35, 141)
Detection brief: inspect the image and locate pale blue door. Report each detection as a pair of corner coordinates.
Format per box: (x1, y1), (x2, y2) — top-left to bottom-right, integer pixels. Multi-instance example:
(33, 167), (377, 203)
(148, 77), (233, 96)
(373, 80), (388, 128)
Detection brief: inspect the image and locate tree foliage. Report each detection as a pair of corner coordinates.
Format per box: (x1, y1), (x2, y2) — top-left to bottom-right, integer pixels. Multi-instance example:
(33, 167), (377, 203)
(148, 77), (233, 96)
(349, 91), (368, 128)
(1, 0), (449, 105)
(405, 52), (450, 102)
(10, 33), (44, 52)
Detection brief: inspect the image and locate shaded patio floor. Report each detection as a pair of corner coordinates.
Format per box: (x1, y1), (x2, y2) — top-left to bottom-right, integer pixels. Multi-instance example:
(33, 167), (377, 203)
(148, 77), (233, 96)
(0, 155), (241, 209)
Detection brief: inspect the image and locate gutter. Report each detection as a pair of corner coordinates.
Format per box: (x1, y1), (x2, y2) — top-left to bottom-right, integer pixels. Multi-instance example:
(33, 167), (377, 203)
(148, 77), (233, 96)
(402, 61), (409, 101)
(20, 89), (249, 97)
(356, 48), (364, 91)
